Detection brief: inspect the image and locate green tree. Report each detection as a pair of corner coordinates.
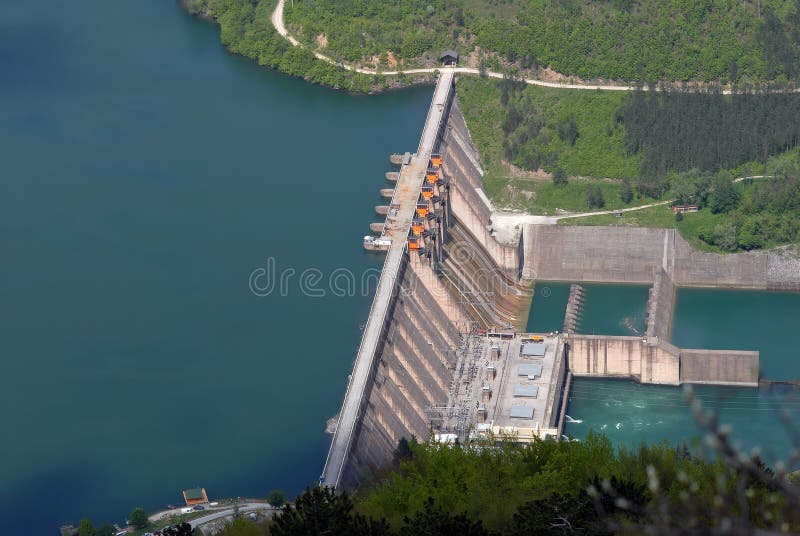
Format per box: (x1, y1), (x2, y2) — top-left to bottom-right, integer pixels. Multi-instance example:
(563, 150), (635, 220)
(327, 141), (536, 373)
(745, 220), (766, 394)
(557, 115), (580, 146)
(552, 168), (568, 186)
(586, 185), (605, 209)
(711, 222), (739, 251)
(478, 58), (487, 77)
(271, 486), (389, 535)
(220, 517), (265, 536)
(78, 519), (95, 536)
(268, 489), (286, 507)
(737, 216), (765, 250)
(709, 171), (739, 214)
(620, 179), (633, 204)
(669, 169), (706, 205)
(510, 493), (611, 536)
(393, 436), (416, 466)
(675, 211), (683, 222)
(400, 497), (492, 535)
(129, 507), (148, 529)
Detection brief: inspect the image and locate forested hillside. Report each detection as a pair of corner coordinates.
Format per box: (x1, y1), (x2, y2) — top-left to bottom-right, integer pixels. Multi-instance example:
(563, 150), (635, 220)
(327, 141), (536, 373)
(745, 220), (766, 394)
(210, 434), (800, 535)
(180, 0), (800, 252)
(285, 0), (800, 84)
(181, 0), (424, 92)
(457, 77), (800, 252)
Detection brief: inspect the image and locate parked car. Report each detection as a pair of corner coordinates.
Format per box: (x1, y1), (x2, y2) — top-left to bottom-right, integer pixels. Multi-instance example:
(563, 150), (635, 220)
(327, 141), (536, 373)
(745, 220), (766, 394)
(193, 505), (205, 511)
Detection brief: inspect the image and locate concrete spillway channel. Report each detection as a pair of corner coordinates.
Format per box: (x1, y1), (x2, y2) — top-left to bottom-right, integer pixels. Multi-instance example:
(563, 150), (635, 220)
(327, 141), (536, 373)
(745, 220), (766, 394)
(438, 222), (531, 329)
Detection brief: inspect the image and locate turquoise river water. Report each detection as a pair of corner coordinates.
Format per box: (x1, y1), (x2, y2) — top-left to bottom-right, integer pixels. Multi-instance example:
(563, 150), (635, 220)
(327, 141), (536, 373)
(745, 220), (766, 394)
(527, 283), (800, 464)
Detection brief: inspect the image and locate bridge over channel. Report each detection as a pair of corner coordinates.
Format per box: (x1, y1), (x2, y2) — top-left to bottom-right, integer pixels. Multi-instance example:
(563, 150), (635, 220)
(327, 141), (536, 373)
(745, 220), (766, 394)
(321, 70), (455, 488)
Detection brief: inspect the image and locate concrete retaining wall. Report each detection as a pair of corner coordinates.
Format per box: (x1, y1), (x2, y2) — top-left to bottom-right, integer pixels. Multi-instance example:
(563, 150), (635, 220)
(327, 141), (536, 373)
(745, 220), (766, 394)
(341, 253), (471, 487)
(646, 271), (675, 340)
(566, 335), (758, 387)
(568, 335), (680, 385)
(524, 225), (800, 290)
(680, 349), (759, 386)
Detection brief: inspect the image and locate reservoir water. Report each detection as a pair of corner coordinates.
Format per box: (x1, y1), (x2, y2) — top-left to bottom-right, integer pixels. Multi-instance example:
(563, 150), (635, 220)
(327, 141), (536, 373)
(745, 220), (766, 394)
(0, 1), (431, 533)
(529, 285), (800, 462)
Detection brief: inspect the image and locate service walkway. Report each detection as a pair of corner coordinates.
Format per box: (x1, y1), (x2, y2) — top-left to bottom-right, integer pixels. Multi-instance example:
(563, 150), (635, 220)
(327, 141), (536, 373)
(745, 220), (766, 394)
(321, 70), (455, 488)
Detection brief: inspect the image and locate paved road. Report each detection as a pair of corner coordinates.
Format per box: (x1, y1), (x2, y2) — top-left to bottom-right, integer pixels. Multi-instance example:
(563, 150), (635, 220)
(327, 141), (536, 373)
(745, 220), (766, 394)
(271, 0), (800, 95)
(189, 503), (275, 529)
(148, 502), (273, 523)
(492, 200), (674, 231)
(733, 175), (773, 183)
(555, 200), (673, 220)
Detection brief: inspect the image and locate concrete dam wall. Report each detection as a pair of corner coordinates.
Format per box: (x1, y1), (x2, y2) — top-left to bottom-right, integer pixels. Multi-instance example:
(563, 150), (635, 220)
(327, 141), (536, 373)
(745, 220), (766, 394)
(438, 98), (532, 329)
(332, 82), (531, 488)
(329, 73), (776, 490)
(524, 226), (800, 290)
(341, 255), (469, 487)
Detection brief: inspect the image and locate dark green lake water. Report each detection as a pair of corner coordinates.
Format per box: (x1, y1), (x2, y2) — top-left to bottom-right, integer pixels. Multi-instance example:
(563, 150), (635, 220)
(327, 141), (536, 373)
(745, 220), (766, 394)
(0, 1), (432, 532)
(528, 285), (800, 463)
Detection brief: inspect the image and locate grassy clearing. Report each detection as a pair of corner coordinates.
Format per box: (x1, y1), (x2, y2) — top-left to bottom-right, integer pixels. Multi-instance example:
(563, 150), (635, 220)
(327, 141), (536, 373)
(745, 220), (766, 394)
(457, 76), (645, 214)
(457, 77), (639, 180)
(559, 205), (733, 252)
(486, 177), (656, 215)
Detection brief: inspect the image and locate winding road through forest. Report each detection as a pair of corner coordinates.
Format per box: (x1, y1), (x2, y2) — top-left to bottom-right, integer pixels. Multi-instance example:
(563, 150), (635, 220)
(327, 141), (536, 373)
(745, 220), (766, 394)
(270, 0), (799, 95)
(271, 0), (781, 233)
(271, 0), (638, 91)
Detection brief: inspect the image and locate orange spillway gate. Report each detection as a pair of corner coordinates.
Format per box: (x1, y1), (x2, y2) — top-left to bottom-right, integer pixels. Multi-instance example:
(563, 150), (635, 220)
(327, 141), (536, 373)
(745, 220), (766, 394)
(425, 168), (439, 183)
(411, 220), (425, 236)
(416, 203), (429, 218)
(407, 236), (421, 250)
(430, 153), (443, 167)
(421, 185), (434, 199)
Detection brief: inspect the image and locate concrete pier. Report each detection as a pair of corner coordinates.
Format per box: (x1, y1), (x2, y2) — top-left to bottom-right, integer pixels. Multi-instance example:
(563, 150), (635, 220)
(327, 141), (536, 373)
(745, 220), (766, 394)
(562, 284), (584, 334)
(645, 270), (675, 340)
